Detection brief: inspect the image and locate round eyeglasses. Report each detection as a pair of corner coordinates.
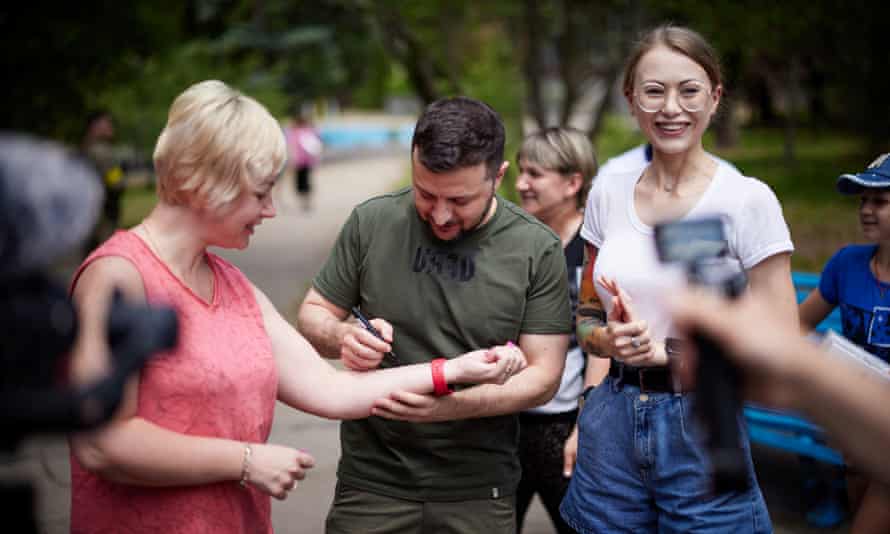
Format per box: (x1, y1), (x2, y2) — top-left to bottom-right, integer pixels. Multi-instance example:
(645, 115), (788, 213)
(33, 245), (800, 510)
(634, 81), (712, 113)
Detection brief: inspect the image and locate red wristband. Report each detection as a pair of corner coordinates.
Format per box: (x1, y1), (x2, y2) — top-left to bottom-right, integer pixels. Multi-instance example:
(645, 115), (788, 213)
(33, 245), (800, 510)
(431, 358), (453, 396)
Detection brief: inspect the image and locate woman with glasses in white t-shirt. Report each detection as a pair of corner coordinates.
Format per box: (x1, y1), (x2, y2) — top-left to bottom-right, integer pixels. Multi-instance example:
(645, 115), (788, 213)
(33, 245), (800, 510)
(560, 25), (797, 533)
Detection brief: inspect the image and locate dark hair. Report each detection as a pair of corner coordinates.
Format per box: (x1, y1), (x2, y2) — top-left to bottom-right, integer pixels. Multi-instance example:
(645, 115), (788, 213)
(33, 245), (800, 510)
(411, 97), (505, 179)
(83, 109), (112, 137)
(622, 25), (723, 97)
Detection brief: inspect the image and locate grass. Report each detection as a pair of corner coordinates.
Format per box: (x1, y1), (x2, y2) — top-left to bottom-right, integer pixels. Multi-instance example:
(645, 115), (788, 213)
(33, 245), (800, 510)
(710, 128), (869, 272)
(119, 187), (158, 230)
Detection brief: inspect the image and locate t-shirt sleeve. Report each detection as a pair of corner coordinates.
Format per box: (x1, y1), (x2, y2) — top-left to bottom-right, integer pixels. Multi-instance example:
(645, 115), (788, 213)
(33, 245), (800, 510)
(818, 247), (847, 306)
(733, 179), (794, 269)
(580, 174), (607, 248)
(312, 208), (363, 310)
(521, 237), (572, 334)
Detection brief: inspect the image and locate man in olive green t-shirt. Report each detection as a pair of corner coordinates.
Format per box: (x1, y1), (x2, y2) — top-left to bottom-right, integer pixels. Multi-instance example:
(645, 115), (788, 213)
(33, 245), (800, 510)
(298, 97), (571, 534)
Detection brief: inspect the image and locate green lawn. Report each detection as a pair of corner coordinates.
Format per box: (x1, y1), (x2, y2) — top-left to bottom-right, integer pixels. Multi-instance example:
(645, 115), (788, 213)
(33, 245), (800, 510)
(711, 128), (868, 272)
(120, 187), (158, 230)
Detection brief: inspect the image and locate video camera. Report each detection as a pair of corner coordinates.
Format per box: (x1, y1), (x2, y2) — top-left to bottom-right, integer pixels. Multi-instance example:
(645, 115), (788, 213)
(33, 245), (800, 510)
(654, 216), (749, 494)
(0, 133), (178, 531)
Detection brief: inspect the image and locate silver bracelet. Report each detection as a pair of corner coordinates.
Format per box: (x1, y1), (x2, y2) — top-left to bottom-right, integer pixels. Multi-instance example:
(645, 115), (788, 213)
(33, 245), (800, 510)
(239, 443), (252, 488)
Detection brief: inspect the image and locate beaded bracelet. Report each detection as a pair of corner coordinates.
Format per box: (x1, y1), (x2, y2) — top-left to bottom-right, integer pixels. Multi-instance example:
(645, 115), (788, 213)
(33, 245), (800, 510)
(239, 443), (252, 488)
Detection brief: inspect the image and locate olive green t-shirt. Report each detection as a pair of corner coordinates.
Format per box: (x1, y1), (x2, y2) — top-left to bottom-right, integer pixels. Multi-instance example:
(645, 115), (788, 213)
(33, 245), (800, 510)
(313, 188), (571, 501)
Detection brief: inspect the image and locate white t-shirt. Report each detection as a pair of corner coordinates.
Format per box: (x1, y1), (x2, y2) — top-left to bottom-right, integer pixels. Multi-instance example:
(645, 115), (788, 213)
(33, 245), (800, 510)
(581, 162), (794, 342)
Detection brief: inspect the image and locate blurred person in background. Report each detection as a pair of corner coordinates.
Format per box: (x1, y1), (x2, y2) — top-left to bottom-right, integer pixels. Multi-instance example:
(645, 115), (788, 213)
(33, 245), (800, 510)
(80, 110), (125, 253)
(283, 106), (322, 211)
(513, 127), (611, 534)
(798, 153), (890, 534)
(68, 80), (525, 534)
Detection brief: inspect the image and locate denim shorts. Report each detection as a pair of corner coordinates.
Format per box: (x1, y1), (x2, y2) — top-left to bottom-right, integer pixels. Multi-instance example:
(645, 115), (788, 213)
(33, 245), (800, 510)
(560, 376), (772, 533)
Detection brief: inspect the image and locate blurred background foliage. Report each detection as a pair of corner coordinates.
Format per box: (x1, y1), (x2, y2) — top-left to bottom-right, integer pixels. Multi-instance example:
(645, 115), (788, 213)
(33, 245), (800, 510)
(1, 0), (887, 269)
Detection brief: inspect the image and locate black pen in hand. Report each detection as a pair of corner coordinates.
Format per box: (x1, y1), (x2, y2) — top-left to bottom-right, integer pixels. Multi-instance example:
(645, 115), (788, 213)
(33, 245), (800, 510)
(350, 307), (400, 365)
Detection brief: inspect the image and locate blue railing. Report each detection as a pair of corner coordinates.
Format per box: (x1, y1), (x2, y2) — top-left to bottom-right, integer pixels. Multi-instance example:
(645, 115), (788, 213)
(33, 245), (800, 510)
(743, 271), (847, 526)
(743, 271), (844, 466)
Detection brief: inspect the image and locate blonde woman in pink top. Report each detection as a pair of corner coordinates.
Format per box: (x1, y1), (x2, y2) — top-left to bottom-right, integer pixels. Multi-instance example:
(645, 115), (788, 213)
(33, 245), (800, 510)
(68, 80), (526, 534)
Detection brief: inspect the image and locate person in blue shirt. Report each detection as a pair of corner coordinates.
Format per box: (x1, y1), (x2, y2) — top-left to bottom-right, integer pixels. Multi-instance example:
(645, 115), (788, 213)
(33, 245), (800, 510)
(800, 152), (890, 534)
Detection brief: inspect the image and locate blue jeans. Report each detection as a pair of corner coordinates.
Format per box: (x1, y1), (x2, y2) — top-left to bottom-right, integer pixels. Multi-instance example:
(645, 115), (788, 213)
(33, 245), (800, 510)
(560, 376), (772, 533)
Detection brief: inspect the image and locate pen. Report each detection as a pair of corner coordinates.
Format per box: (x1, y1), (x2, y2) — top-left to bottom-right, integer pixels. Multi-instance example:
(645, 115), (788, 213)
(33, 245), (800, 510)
(350, 306), (399, 365)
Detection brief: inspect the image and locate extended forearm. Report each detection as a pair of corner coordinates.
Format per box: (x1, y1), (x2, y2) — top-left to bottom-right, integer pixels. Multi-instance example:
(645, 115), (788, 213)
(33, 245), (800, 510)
(286, 362), (445, 420)
(792, 349), (890, 484)
(438, 365), (560, 420)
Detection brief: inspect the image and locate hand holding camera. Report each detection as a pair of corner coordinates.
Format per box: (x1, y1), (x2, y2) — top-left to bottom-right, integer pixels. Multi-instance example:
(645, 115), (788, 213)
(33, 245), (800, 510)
(654, 217), (750, 494)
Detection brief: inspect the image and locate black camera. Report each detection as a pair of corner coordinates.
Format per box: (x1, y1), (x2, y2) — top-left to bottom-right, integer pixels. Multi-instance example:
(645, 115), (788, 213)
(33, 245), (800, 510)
(654, 216), (750, 494)
(1, 133), (178, 532)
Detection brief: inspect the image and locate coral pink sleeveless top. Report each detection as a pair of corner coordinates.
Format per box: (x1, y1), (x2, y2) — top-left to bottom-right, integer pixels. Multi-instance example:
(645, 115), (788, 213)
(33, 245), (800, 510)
(70, 231), (278, 534)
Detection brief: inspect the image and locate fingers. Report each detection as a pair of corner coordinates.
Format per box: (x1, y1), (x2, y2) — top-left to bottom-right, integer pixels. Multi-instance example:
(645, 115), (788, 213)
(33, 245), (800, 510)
(563, 429), (578, 478)
(372, 390), (437, 421)
(490, 342), (526, 383)
(369, 318), (394, 343)
(605, 321), (652, 361)
(251, 444), (317, 500)
(341, 325), (391, 370)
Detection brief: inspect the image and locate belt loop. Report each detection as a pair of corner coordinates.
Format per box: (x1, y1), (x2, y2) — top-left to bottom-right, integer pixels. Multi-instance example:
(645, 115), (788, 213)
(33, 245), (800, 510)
(638, 368), (647, 393)
(609, 360), (622, 392)
(617, 361), (624, 391)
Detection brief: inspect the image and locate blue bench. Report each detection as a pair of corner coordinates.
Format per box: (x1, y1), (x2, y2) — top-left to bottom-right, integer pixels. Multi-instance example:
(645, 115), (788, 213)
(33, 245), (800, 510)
(742, 272), (846, 527)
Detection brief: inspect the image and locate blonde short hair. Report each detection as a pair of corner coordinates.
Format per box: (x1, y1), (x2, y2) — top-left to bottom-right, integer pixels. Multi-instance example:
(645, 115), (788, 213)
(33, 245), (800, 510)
(153, 80), (286, 212)
(516, 127), (597, 209)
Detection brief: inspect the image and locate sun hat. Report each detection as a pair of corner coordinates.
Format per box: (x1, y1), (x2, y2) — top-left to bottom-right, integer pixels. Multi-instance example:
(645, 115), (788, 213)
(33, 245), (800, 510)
(837, 153), (890, 194)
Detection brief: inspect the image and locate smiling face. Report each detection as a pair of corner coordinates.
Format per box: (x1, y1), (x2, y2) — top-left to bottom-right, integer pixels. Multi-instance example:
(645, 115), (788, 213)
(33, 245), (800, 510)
(412, 149), (504, 242)
(627, 45), (722, 157)
(516, 157), (580, 224)
(207, 174), (277, 249)
(859, 189), (890, 242)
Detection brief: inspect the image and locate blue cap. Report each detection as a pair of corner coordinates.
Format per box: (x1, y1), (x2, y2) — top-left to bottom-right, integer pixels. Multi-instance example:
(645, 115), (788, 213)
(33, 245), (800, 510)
(837, 153), (890, 194)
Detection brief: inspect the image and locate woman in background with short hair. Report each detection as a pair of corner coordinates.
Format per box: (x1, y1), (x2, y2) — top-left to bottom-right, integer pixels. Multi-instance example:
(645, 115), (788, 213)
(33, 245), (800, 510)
(514, 127), (611, 534)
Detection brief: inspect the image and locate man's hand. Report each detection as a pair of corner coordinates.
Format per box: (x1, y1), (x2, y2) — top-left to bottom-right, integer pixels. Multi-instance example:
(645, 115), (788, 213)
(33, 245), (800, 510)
(339, 318), (394, 371)
(371, 391), (452, 422)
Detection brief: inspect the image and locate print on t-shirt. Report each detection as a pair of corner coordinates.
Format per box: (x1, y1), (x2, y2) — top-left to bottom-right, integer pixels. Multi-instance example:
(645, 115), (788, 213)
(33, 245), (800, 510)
(412, 245), (478, 282)
(841, 302), (890, 358)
